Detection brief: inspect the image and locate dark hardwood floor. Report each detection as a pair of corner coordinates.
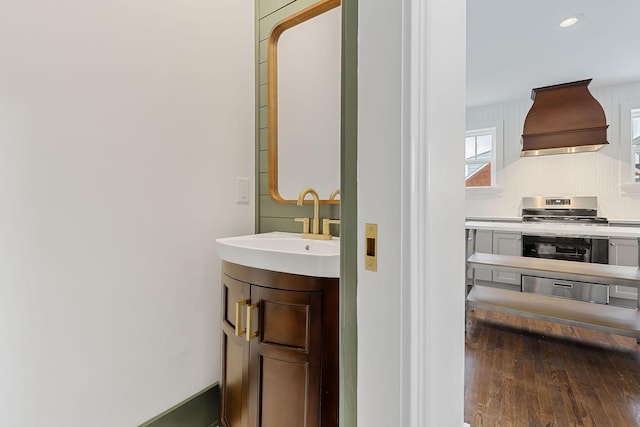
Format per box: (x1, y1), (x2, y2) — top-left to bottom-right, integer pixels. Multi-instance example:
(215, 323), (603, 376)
(465, 308), (640, 427)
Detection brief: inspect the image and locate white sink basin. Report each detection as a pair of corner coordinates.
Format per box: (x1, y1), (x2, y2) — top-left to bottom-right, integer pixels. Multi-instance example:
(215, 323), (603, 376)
(216, 232), (340, 278)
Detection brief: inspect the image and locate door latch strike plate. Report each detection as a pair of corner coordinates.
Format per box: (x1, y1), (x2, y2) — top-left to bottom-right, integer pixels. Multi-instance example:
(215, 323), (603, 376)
(365, 223), (378, 272)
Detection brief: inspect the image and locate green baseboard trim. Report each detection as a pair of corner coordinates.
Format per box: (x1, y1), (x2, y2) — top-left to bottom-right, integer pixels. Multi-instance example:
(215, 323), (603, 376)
(139, 383), (220, 427)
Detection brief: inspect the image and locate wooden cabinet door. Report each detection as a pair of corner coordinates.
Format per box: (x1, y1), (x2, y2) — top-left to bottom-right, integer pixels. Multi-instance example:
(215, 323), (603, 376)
(221, 275), (251, 427)
(247, 286), (323, 427)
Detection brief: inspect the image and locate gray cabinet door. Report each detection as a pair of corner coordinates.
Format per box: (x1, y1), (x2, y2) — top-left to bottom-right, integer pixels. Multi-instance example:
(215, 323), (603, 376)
(466, 229), (493, 282)
(492, 232), (522, 286)
(608, 238), (638, 300)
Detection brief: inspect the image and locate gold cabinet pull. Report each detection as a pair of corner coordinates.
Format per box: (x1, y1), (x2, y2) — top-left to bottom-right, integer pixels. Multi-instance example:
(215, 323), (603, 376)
(235, 299), (249, 337)
(245, 303), (259, 341)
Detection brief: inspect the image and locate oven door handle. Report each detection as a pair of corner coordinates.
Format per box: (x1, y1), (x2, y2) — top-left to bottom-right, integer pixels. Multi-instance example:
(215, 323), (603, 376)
(552, 281), (574, 289)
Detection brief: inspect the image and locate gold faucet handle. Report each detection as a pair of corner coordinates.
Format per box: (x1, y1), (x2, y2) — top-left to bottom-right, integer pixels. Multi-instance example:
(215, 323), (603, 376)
(294, 217), (310, 234)
(322, 219), (341, 236)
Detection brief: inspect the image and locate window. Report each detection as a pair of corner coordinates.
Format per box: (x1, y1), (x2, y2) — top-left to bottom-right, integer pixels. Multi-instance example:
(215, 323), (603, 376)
(632, 109), (640, 182)
(465, 127), (496, 187)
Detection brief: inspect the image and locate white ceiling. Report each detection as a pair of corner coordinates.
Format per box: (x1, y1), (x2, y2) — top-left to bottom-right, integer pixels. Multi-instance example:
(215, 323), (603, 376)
(466, 0), (640, 108)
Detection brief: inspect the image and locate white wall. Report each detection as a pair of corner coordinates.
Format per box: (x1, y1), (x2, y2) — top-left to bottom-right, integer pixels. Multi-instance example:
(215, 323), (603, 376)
(466, 80), (640, 219)
(0, 1), (254, 425)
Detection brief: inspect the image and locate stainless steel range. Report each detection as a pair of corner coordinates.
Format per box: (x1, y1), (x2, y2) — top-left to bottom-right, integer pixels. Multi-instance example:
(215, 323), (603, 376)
(522, 196), (608, 225)
(520, 196), (611, 304)
(521, 196), (609, 263)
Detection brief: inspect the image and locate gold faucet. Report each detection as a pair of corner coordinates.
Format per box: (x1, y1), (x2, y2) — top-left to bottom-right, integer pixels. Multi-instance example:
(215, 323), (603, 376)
(297, 187), (321, 234)
(322, 218), (340, 237)
(322, 189), (341, 237)
(295, 187), (341, 239)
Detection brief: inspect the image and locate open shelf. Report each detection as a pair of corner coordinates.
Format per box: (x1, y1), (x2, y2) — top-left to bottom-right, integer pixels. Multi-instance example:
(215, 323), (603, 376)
(466, 252), (640, 341)
(468, 252), (640, 288)
(467, 285), (640, 339)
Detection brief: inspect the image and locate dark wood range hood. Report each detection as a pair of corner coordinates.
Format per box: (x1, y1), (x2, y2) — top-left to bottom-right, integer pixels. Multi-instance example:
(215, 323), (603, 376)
(521, 79), (609, 157)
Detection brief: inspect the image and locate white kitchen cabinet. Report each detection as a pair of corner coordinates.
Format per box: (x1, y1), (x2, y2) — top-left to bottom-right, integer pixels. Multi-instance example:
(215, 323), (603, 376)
(492, 232), (522, 286)
(466, 229), (521, 286)
(467, 229), (493, 282)
(608, 238), (639, 300)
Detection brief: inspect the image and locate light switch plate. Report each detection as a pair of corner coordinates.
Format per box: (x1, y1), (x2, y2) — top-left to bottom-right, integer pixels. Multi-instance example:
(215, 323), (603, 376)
(236, 177), (250, 204)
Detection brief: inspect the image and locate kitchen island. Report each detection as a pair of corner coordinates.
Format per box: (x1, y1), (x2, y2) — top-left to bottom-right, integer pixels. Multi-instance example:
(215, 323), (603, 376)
(466, 219), (640, 342)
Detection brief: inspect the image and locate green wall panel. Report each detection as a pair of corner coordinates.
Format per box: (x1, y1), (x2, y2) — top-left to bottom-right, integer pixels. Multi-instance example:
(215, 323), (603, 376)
(259, 40), (268, 63)
(258, 0), (319, 41)
(259, 195), (338, 222)
(339, 0), (357, 425)
(139, 384), (219, 427)
(259, 172), (269, 195)
(260, 216), (340, 235)
(259, 0), (295, 19)
(258, 62), (268, 85)
(260, 195), (309, 217)
(258, 150), (268, 173)
(259, 84), (268, 107)
(259, 128), (269, 150)
(260, 217), (307, 233)
(258, 106), (268, 129)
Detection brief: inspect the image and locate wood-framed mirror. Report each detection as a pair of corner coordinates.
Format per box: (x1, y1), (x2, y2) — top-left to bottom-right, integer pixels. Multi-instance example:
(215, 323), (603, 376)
(267, 0), (341, 204)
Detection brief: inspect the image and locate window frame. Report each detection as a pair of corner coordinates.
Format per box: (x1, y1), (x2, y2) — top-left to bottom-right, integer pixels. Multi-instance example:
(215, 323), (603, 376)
(620, 100), (640, 195)
(465, 127), (497, 188)
(631, 108), (640, 183)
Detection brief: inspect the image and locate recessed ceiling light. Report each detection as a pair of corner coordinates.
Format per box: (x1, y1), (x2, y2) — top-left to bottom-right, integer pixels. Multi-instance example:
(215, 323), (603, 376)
(559, 14), (584, 28)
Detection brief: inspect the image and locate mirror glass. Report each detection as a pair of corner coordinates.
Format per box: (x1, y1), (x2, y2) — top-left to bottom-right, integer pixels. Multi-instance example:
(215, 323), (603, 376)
(268, 1), (341, 203)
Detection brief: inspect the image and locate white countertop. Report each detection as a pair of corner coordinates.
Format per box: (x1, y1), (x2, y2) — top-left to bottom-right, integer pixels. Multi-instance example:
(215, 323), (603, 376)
(466, 220), (640, 238)
(216, 232), (340, 278)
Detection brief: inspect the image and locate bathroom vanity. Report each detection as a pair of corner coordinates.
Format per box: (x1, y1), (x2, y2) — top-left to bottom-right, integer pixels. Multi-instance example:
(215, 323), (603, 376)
(217, 233), (339, 427)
